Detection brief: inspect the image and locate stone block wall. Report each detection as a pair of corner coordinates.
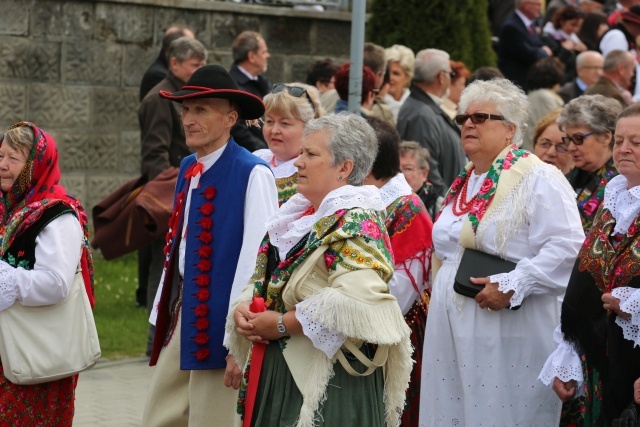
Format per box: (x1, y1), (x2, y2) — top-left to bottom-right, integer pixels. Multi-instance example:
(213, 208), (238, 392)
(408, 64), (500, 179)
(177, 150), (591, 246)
(0, 0), (351, 212)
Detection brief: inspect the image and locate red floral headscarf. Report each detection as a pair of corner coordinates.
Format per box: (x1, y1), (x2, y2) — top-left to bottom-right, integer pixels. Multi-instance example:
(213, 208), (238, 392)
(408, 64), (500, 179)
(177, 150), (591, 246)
(0, 122), (94, 306)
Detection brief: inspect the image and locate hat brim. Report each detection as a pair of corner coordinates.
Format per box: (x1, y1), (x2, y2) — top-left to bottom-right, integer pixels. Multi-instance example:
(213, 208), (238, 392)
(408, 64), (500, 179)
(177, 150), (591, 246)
(160, 87), (265, 120)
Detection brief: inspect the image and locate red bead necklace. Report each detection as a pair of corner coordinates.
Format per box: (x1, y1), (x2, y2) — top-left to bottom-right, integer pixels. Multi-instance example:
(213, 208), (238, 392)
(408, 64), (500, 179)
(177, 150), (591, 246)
(452, 168), (478, 216)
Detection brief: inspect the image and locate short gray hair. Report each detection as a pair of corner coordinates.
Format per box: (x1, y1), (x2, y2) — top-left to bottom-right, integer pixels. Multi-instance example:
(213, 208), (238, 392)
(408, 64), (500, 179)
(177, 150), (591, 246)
(399, 140), (430, 170)
(604, 49), (633, 72)
(303, 113), (378, 186)
(557, 94), (621, 136)
(459, 78), (529, 146)
(414, 49), (450, 84)
(168, 37), (207, 63)
(576, 50), (602, 69)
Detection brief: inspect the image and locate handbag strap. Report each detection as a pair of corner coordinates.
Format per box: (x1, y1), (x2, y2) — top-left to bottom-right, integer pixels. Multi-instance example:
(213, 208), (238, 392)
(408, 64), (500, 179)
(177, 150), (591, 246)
(336, 340), (389, 377)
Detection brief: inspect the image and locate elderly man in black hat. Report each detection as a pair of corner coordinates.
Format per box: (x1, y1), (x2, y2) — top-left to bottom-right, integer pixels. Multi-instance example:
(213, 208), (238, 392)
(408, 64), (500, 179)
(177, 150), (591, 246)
(142, 64), (278, 427)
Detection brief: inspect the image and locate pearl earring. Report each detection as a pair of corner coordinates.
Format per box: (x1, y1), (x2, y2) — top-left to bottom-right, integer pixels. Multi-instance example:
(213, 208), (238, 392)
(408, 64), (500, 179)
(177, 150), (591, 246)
(338, 176), (343, 181)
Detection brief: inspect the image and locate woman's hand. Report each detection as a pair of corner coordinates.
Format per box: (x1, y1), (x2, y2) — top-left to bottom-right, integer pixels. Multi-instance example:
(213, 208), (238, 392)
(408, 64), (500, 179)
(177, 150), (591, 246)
(472, 277), (514, 311)
(224, 354), (242, 390)
(247, 311), (284, 342)
(552, 377), (577, 402)
(602, 293), (631, 319)
(234, 301), (263, 342)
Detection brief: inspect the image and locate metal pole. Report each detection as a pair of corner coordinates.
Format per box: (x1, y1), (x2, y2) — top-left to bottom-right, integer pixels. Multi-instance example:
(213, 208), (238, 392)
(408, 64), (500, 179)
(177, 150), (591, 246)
(348, 0), (365, 115)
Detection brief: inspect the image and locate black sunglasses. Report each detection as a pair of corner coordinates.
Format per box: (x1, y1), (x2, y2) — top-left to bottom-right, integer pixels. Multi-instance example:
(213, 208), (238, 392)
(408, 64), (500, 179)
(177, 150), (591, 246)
(454, 113), (506, 126)
(561, 132), (593, 146)
(272, 84), (317, 118)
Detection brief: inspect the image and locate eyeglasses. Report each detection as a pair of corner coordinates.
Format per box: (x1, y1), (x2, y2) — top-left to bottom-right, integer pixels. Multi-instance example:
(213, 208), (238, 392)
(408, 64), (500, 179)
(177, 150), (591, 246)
(272, 84), (317, 118)
(454, 113), (506, 125)
(536, 140), (570, 154)
(561, 132), (593, 146)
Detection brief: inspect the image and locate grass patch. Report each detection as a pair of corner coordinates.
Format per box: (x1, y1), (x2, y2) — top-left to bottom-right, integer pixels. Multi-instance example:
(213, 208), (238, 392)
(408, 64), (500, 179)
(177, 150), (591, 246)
(92, 252), (148, 360)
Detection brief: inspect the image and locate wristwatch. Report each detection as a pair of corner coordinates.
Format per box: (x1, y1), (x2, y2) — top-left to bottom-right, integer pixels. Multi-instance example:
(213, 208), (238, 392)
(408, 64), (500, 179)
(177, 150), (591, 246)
(276, 313), (289, 337)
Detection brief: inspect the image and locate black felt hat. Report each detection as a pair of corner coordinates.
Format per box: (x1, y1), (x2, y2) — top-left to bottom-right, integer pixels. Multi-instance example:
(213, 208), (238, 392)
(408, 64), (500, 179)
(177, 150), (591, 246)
(160, 64), (265, 120)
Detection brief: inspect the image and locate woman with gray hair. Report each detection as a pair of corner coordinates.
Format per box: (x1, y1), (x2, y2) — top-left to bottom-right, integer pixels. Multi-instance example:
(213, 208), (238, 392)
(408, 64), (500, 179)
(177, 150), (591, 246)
(226, 113), (412, 427)
(419, 79), (585, 426)
(559, 94), (621, 229)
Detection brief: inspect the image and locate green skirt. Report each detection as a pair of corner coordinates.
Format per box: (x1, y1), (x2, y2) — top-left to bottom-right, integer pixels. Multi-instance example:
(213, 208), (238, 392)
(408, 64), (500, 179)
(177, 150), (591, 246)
(252, 341), (385, 427)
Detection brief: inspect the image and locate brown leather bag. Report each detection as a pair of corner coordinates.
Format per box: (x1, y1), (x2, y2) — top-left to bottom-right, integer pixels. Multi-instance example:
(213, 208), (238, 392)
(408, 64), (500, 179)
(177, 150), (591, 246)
(91, 167), (178, 260)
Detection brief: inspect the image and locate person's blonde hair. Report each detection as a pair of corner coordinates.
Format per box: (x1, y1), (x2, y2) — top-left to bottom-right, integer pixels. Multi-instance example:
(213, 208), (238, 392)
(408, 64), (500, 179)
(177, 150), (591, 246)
(385, 44), (415, 82)
(2, 126), (34, 158)
(533, 108), (562, 147)
(263, 83), (324, 122)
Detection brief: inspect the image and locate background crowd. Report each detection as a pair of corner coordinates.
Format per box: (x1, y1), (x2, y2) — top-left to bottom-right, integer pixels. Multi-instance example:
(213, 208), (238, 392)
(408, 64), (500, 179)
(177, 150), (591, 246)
(4, 0), (640, 426)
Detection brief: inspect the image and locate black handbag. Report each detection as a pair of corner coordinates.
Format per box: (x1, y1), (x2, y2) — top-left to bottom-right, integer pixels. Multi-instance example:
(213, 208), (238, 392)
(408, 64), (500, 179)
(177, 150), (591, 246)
(454, 248), (520, 309)
(613, 403), (640, 427)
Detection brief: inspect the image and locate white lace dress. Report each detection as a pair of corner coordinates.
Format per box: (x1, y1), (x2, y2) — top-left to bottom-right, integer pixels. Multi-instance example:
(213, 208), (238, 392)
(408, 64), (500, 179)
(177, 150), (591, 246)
(419, 164), (585, 427)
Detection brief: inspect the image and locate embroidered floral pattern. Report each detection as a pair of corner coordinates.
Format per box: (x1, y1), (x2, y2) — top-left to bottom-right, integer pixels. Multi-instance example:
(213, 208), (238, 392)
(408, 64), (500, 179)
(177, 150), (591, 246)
(439, 145), (530, 233)
(275, 173), (298, 206)
(575, 159), (617, 230)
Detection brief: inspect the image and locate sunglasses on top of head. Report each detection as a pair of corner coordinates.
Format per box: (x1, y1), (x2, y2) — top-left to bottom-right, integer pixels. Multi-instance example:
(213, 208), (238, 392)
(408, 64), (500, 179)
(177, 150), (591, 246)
(454, 112), (506, 126)
(272, 84), (317, 118)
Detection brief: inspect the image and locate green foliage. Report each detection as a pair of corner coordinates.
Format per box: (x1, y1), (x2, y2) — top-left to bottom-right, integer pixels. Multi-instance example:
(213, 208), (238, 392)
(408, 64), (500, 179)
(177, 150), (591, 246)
(367, 0), (496, 70)
(92, 253), (148, 360)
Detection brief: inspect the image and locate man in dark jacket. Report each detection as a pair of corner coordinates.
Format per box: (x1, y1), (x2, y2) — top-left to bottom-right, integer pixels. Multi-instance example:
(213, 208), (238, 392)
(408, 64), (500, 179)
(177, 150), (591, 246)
(139, 24), (195, 101)
(397, 49), (466, 197)
(498, 0), (552, 89)
(139, 37), (206, 355)
(558, 50), (604, 103)
(585, 49), (634, 106)
(229, 31), (272, 152)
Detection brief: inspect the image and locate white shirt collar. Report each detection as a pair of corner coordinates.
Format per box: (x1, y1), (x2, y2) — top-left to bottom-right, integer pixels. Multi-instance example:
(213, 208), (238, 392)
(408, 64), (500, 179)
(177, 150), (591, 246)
(237, 65), (258, 81)
(267, 185), (384, 260)
(253, 149), (298, 179)
(379, 173), (413, 208)
(426, 92), (444, 106)
(604, 174), (640, 235)
(515, 9), (534, 30)
(196, 142), (228, 174)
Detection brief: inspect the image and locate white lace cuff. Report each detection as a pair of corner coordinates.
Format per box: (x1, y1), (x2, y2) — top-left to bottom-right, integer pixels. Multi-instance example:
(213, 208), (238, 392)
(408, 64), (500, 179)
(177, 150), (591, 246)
(295, 300), (347, 359)
(0, 260), (18, 312)
(612, 287), (640, 347)
(489, 270), (525, 307)
(538, 327), (584, 396)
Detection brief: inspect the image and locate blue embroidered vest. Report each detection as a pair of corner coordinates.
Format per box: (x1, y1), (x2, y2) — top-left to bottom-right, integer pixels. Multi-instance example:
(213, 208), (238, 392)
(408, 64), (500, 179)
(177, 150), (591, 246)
(162, 139), (267, 370)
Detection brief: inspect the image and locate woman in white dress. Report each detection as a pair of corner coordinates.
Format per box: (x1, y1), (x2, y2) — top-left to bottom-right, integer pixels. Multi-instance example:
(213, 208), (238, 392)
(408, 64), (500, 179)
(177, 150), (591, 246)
(254, 83), (323, 205)
(419, 79), (585, 427)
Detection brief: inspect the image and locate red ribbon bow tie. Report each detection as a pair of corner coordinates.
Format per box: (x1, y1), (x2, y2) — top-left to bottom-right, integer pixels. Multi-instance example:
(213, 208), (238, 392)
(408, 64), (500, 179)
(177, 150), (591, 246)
(185, 162), (204, 179)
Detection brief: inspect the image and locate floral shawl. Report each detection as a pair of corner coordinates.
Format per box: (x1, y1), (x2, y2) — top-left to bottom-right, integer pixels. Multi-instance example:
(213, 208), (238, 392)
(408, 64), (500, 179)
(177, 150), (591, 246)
(569, 158), (617, 230)
(438, 145), (532, 233)
(0, 122), (94, 306)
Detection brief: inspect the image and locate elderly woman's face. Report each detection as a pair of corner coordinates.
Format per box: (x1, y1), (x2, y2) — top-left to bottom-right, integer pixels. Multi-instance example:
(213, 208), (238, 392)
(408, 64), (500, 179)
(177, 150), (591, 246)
(388, 62), (411, 101)
(534, 123), (574, 175)
(460, 101), (515, 162)
(263, 111), (306, 163)
(613, 116), (640, 187)
(0, 143), (27, 192)
(294, 130), (347, 207)
(400, 152), (429, 192)
(564, 124), (612, 172)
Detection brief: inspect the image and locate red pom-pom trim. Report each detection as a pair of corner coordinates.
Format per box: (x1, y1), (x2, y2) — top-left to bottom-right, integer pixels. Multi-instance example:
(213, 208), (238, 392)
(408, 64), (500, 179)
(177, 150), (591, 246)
(195, 274), (210, 287)
(195, 348), (210, 360)
(202, 187), (217, 200)
(195, 317), (209, 330)
(198, 217), (213, 230)
(196, 288), (210, 302)
(194, 304), (209, 317)
(198, 259), (212, 272)
(197, 246), (212, 258)
(199, 202), (214, 216)
(194, 333), (209, 345)
(199, 231), (212, 244)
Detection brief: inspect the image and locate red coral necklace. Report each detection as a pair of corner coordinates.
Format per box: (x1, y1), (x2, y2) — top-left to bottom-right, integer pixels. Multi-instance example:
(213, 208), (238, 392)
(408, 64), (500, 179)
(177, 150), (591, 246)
(452, 167), (478, 216)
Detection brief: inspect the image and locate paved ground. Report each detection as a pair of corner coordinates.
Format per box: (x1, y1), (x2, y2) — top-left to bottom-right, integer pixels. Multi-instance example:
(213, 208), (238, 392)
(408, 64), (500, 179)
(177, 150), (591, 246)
(74, 357), (154, 426)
